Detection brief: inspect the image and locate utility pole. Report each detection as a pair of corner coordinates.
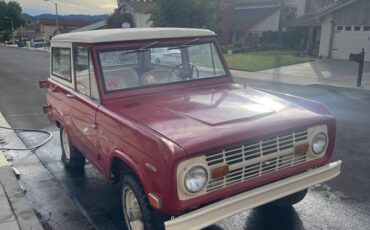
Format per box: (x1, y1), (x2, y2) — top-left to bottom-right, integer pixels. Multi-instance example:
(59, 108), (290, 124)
(3, 16), (15, 44)
(44, 0), (60, 35)
(277, 0), (285, 48)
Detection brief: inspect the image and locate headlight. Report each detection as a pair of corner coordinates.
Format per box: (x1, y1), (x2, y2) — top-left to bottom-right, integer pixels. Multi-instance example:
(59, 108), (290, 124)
(184, 166), (208, 193)
(312, 132), (328, 155)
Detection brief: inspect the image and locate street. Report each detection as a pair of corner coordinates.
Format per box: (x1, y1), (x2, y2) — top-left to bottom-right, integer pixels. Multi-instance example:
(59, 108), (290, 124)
(0, 46), (370, 230)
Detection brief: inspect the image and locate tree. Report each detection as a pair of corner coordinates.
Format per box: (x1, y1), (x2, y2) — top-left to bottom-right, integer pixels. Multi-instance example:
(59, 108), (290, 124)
(0, 1), (25, 33)
(149, 0), (220, 30)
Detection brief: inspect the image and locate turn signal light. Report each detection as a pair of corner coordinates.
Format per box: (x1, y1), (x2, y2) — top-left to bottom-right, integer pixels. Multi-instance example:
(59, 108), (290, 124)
(294, 143), (309, 155)
(211, 165), (229, 179)
(148, 193), (162, 209)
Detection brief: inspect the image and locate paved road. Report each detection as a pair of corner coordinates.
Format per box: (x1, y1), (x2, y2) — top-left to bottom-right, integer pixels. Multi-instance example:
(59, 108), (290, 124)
(1, 46), (370, 230)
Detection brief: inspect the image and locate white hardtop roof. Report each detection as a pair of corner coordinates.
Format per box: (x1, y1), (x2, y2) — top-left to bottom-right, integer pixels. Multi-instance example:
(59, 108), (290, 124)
(52, 28), (216, 44)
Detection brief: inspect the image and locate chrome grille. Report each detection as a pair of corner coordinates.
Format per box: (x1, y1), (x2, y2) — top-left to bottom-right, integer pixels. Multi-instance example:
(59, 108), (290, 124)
(206, 129), (308, 192)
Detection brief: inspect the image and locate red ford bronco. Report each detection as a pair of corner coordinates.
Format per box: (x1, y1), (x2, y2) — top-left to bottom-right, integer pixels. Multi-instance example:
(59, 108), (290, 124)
(40, 28), (341, 230)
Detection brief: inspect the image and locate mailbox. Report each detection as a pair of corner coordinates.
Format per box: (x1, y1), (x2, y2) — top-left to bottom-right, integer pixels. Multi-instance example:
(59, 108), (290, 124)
(349, 49), (365, 87)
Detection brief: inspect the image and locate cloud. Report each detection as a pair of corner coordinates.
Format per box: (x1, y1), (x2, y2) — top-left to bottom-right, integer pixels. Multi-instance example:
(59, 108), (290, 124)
(16, 0), (117, 15)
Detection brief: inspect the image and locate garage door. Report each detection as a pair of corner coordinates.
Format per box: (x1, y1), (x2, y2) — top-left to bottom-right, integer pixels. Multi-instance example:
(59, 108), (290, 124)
(332, 25), (370, 61)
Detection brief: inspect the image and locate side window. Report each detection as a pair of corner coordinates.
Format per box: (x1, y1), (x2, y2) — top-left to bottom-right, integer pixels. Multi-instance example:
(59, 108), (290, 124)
(52, 48), (71, 81)
(75, 47), (100, 101)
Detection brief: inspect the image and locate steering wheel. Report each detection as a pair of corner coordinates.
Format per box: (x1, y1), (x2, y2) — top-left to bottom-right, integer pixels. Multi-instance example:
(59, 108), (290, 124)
(169, 63), (199, 81)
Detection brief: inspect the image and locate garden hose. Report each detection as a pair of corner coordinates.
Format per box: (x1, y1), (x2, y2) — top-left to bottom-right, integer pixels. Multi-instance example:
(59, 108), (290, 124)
(0, 126), (52, 151)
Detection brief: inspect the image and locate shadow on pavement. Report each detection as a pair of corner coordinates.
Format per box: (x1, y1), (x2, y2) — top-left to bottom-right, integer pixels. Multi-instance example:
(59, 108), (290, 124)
(245, 206), (304, 230)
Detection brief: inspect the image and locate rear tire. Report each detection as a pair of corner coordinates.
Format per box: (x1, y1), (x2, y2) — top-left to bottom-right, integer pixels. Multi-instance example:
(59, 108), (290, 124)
(267, 189), (308, 207)
(60, 126), (86, 170)
(121, 174), (163, 230)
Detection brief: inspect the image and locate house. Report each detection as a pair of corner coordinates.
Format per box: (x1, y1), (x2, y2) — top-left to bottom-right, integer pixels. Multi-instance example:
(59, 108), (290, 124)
(19, 19), (92, 39)
(120, 0), (153, 28)
(37, 19), (92, 38)
(218, 0), (306, 46)
(315, 0), (370, 61)
(289, 0), (370, 61)
(72, 0), (152, 33)
(70, 20), (107, 33)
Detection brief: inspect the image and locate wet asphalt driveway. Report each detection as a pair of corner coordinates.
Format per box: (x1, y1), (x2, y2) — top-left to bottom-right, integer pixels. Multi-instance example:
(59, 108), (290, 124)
(1, 46), (370, 230)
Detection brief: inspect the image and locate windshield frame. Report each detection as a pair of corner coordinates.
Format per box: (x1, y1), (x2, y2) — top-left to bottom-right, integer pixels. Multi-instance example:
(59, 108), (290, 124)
(95, 37), (231, 95)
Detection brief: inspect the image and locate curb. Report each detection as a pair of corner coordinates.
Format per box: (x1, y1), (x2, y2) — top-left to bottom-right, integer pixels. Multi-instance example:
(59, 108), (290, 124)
(0, 45), (50, 53)
(0, 113), (44, 230)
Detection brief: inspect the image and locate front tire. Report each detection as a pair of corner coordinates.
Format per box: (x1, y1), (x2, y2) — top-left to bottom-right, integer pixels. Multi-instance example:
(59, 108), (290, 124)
(121, 174), (162, 230)
(60, 126), (86, 170)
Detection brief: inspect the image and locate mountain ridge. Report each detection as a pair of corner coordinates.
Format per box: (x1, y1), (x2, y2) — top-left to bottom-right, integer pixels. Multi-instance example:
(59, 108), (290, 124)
(23, 13), (109, 22)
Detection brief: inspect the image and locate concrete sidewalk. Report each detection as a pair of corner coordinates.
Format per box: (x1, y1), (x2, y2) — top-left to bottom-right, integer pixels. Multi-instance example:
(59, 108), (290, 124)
(232, 59), (370, 90)
(0, 117), (44, 230)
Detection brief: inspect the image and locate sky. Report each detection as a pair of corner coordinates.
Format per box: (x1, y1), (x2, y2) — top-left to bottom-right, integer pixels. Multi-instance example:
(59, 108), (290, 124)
(14, 0), (118, 16)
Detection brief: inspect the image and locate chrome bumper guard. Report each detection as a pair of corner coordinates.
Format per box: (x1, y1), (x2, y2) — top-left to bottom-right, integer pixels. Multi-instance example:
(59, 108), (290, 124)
(165, 160), (342, 230)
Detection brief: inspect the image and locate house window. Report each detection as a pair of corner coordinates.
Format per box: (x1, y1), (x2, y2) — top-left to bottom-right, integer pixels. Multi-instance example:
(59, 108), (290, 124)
(364, 26), (370, 31)
(345, 26), (352, 31)
(354, 26), (361, 31)
(251, 31), (260, 39)
(52, 48), (71, 82)
(337, 26), (343, 31)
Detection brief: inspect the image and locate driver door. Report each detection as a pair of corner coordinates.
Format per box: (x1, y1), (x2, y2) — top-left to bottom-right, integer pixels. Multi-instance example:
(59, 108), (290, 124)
(69, 45), (102, 171)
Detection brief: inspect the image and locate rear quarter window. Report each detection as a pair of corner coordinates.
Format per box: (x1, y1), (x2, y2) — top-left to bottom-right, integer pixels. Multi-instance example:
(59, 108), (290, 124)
(52, 47), (72, 82)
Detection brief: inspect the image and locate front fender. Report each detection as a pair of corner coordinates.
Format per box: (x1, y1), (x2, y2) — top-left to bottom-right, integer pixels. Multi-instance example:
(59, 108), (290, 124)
(257, 88), (333, 116)
(108, 149), (145, 184)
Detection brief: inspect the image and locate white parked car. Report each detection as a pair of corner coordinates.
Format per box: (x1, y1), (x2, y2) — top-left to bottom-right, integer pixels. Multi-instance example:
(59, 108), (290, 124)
(31, 38), (49, 48)
(151, 47), (182, 66)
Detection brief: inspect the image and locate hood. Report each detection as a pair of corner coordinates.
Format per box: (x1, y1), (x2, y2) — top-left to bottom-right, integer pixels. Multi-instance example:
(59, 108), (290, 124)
(112, 84), (327, 154)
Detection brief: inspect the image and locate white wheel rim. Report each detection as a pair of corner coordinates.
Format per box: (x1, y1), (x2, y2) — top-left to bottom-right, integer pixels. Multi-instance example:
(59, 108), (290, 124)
(62, 129), (71, 160)
(123, 187), (144, 230)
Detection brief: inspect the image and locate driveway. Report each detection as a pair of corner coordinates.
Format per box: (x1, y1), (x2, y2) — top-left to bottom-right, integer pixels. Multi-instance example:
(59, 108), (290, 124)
(232, 59), (370, 90)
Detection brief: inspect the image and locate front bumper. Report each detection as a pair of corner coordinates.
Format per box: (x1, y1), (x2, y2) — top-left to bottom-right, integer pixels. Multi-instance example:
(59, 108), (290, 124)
(165, 160), (342, 230)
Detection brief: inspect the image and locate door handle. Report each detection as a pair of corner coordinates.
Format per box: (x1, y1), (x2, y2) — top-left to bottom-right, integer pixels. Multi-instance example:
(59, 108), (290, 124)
(66, 94), (75, 98)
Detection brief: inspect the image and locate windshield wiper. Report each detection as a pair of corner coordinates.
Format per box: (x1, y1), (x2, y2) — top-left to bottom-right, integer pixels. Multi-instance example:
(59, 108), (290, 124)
(140, 41), (160, 50)
(167, 38), (200, 50)
(121, 41), (160, 54)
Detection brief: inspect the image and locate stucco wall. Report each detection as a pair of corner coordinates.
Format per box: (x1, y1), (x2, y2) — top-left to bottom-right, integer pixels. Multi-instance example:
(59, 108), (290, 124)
(249, 9), (280, 32)
(134, 13), (152, 28)
(318, 15), (333, 58)
(41, 25), (56, 39)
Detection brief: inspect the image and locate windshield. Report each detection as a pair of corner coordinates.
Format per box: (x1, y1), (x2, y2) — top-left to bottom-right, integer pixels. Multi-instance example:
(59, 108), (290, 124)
(98, 42), (227, 92)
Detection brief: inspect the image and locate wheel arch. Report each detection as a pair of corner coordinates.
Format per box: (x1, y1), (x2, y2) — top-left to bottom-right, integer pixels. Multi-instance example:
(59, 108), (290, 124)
(109, 150), (145, 187)
(56, 120), (61, 128)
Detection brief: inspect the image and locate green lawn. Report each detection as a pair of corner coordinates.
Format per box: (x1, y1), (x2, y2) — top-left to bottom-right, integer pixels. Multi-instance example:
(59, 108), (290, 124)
(224, 50), (311, 72)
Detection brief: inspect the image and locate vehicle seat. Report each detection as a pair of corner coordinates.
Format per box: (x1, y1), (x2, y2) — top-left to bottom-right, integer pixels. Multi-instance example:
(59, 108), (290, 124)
(142, 69), (180, 85)
(104, 68), (139, 90)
